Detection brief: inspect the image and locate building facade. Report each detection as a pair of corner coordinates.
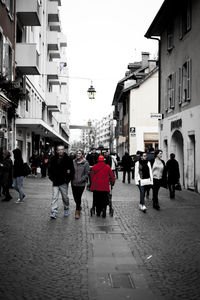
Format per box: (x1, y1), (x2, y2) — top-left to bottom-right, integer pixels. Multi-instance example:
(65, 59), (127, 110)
(0, 0), (70, 162)
(113, 52), (159, 158)
(145, 0), (200, 192)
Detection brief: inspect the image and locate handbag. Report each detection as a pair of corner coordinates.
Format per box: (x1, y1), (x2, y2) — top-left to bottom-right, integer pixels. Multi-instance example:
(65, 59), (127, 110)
(175, 182), (182, 191)
(140, 178), (152, 186)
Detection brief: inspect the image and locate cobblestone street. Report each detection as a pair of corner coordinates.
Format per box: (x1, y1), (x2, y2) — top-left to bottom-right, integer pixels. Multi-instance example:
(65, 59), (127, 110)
(0, 173), (200, 300)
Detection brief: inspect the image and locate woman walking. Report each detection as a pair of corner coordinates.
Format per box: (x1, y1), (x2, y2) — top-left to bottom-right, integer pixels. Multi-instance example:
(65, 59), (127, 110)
(150, 150), (167, 210)
(90, 155), (115, 218)
(13, 148), (25, 203)
(71, 149), (90, 219)
(134, 152), (153, 212)
(1, 150), (13, 201)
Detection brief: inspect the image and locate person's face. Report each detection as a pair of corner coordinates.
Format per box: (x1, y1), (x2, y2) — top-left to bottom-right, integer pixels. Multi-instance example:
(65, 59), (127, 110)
(57, 146), (65, 157)
(76, 151), (83, 159)
(157, 151), (163, 159)
(142, 153), (147, 160)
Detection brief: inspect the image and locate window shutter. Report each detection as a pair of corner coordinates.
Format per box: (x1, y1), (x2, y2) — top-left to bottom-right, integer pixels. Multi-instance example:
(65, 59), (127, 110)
(171, 73), (175, 108)
(165, 77), (169, 111)
(178, 67), (182, 104)
(3, 40), (9, 77)
(187, 58), (192, 100)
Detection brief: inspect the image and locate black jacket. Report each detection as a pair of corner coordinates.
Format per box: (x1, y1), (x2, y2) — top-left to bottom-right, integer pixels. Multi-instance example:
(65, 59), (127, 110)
(48, 153), (75, 186)
(166, 159), (180, 184)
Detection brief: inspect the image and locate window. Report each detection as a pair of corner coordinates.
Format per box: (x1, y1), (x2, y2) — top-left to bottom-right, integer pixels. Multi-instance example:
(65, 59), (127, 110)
(3, 40), (13, 80)
(0, 32), (3, 74)
(182, 59), (192, 103)
(167, 23), (174, 51)
(179, 0), (191, 39)
(166, 73), (176, 110)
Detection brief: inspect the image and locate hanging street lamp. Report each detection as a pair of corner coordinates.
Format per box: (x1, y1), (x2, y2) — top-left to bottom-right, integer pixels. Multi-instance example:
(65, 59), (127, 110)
(87, 81), (96, 99)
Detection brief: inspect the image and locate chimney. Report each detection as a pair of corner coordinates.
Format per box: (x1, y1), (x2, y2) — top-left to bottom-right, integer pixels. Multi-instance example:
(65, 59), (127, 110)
(141, 52), (150, 67)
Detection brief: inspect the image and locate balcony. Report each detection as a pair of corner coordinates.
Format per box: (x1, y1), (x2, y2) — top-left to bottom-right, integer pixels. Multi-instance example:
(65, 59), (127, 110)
(49, 0), (61, 6)
(60, 33), (67, 47)
(49, 21), (61, 32)
(16, 43), (40, 75)
(49, 50), (61, 59)
(47, 1), (60, 23)
(45, 92), (60, 112)
(47, 31), (59, 51)
(46, 62), (59, 80)
(16, 0), (41, 26)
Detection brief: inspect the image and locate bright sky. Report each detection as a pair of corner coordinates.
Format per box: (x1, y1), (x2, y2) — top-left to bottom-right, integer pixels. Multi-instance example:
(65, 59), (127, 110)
(60, 0), (164, 141)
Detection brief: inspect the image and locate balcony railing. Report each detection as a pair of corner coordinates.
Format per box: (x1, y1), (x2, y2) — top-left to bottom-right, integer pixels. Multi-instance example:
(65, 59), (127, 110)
(16, 0), (41, 26)
(45, 92), (60, 112)
(47, 31), (59, 51)
(47, 1), (60, 23)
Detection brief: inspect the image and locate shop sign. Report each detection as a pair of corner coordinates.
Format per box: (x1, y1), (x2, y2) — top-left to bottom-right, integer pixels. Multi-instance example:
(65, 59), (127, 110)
(171, 119), (182, 131)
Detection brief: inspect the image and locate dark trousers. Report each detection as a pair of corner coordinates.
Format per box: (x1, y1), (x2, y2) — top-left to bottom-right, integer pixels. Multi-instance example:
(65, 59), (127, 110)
(72, 186), (85, 210)
(123, 170), (131, 183)
(152, 178), (162, 206)
(168, 184), (175, 198)
(41, 165), (47, 177)
(93, 191), (109, 216)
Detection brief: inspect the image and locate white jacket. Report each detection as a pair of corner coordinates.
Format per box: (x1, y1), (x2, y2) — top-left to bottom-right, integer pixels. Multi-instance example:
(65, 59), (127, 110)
(134, 160), (153, 186)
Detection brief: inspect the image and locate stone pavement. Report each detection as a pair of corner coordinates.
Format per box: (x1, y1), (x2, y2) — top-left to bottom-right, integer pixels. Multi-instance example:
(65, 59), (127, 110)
(0, 173), (200, 300)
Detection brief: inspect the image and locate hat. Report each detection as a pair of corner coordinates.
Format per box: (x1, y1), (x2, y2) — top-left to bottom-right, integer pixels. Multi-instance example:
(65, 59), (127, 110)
(98, 155), (105, 162)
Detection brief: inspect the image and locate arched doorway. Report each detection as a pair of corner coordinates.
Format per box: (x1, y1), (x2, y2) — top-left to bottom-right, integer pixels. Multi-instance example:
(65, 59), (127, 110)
(171, 130), (184, 186)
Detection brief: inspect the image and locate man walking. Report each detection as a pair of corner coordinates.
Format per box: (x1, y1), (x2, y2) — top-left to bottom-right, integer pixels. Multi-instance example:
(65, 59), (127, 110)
(48, 144), (74, 219)
(121, 151), (132, 183)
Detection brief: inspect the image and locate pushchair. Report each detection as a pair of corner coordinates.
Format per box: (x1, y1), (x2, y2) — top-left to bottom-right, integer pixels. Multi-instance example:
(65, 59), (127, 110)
(90, 185), (114, 217)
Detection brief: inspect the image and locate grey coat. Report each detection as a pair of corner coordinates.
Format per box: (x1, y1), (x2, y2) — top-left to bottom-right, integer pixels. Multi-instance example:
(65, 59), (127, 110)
(71, 159), (90, 187)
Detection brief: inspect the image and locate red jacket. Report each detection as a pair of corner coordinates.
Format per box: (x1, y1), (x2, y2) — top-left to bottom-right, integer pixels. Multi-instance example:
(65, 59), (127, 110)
(90, 162), (115, 192)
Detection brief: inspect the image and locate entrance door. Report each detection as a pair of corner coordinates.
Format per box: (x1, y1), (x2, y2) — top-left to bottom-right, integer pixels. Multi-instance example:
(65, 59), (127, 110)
(171, 130), (184, 186)
(187, 134), (195, 190)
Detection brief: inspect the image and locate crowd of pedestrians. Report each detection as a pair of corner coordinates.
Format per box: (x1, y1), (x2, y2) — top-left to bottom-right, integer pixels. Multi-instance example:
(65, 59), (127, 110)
(0, 144), (180, 218)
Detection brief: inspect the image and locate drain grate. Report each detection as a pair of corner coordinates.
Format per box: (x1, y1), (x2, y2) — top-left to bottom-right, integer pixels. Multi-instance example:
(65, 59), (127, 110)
(109, 273), (135, 289)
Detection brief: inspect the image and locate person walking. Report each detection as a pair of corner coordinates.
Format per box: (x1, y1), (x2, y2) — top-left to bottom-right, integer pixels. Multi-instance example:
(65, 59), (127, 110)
(134, 152), (153, 212)
(166, 153), (180, 199)
(71, 149), (90, 219)
(29, 150), (40, 177)
(39, 151), (48, 178)
(1, 150), (13, 201)
(145, 147), (155, 199)
(150, 149), (167, 210)
(110, 153), (118, 179)
(13, 148), (25, 203)
(90, 155), (115, 218)
(48, 144), (74, 219)
(121, 151), (132, 183)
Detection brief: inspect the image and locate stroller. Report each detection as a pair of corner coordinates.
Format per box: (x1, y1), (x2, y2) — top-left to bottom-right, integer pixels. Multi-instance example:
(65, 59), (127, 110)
(90, 185), (114, 217)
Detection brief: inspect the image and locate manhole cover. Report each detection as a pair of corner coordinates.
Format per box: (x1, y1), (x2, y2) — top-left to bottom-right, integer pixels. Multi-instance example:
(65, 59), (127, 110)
(109, 273), (135, 289)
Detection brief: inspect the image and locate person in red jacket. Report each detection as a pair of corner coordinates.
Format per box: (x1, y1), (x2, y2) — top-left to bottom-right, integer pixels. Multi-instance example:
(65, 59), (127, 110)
(90, 155), (115, 217)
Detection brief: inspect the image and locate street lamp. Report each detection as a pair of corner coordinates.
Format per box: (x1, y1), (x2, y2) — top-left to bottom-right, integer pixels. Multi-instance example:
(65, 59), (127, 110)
(87, 81), (96, 99)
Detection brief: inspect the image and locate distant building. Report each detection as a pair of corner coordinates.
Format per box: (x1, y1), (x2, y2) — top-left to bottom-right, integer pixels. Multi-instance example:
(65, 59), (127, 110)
(145, 0), (200, 193)
(112, 52), (159, 158)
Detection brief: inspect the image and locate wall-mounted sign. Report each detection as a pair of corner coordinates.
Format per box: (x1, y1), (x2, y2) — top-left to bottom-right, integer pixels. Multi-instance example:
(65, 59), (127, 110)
(150, 113), (163, 119)
(130, 127), (136, 137)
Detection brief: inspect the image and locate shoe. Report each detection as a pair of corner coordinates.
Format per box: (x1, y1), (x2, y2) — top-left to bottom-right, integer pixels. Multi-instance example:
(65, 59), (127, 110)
(2, 195), (12, 201)
(50, 212), (57, 219)
(64, 209), (69, 216)
(15, 199), (23, 203)
(75, 210), (80, 219)
(142, 205), (147, 212)
(102, 208), (106, 218)
(153, 204), (160, 210)
(139, 204), (143, 211)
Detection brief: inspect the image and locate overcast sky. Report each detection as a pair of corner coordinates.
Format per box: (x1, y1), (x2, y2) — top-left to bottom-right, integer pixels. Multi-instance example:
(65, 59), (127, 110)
(59, 0), (164, 141)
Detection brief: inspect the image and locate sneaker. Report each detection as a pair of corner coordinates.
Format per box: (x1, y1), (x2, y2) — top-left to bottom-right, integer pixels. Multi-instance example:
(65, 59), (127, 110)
(50, 212), (57, 219)
(142, 205), (147, 212)
(64, 209), (69, 217)
(139, 204), (143, 210)
(15, 199), (23, 204)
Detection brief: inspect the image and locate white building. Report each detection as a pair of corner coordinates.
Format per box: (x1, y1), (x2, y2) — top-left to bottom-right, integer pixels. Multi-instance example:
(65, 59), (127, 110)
(14, 0), (70, 161)
(113, 52), (159, 158)
(145, 0), (200, 193)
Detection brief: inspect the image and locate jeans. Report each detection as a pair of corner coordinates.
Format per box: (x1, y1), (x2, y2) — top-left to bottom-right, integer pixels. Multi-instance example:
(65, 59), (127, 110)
(71, 186), (85, 210)
(51, 183), (69, 214)
(137, 184), (145, 205)
(13, 176), (24, 201)
(123, 170), (131, 183)
(152, 178), (162, 205)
